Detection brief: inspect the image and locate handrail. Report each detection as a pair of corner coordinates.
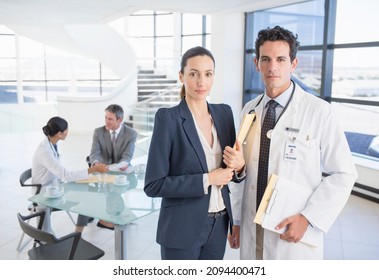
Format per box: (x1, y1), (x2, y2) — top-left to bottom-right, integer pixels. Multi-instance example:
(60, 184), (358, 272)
(131, 85), (180, 108)
(126, 86), (180, 137)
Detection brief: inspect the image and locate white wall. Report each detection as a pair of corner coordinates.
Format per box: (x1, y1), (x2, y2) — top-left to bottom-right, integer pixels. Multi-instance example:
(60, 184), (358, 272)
(210, 13), (245, 128)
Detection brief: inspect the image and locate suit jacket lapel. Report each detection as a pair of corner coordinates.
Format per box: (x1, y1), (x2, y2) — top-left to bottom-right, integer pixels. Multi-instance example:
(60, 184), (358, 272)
(209, 105), (227, 167)
(179, 100), (208, 173)
(208, 104), (229, 151)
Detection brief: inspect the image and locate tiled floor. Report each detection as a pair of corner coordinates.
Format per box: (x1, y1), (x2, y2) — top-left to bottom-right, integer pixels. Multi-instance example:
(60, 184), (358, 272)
(1, 131), (379, 260)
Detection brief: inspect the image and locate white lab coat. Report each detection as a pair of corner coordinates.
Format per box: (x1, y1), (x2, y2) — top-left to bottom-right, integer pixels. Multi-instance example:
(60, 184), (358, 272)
(231, 83), (357, 259)
(32, 137), (88, 187)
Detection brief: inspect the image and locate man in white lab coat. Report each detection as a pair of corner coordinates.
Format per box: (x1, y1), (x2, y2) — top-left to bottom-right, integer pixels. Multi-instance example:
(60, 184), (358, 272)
(228, 26), (357, 259)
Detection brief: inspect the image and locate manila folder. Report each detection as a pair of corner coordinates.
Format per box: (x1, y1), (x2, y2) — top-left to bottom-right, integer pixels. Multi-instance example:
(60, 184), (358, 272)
(234, 112), (256, 149)
(254, 174), (320, 247)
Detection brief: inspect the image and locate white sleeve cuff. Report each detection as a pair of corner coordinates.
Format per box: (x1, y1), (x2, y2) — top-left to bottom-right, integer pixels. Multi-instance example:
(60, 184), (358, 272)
(203, 174), (209, 194)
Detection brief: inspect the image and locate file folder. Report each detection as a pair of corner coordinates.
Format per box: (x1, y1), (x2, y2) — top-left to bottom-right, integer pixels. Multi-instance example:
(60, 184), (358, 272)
(254, 174), (320, 247)
(234, 112), (256, 149)
(76, 174), (116, 183)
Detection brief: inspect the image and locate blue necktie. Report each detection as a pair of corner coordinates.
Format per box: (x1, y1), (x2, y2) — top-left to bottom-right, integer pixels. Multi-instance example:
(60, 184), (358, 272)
(256, 100), (279, 210)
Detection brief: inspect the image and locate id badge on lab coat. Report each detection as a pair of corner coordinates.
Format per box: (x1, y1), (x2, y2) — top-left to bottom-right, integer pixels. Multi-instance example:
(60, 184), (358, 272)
(284, 138), (297, 161)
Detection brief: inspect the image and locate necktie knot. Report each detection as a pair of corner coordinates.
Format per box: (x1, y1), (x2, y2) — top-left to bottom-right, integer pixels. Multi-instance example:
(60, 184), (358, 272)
(266, 99), (279, 110)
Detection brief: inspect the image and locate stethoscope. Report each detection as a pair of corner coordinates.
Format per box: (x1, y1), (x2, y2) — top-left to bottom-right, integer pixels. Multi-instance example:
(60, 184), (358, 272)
(248, 81), (296, 139)
(48, 137), (59, 159)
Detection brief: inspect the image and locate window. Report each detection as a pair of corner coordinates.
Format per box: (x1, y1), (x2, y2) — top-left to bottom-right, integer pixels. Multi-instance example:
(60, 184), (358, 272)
(335, 0), (378, 44)
(244, 0), (379, 161)
(0, 29), (17, 103)
(182, 14), (210, 52)
(1, 11), (211, 104)
(126, 11), (210, 69)
(244, 0), (324, 103)
(0, 26), (118, 103)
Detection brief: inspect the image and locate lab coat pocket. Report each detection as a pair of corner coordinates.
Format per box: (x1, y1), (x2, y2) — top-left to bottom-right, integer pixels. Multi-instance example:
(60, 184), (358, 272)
(284, 133), (318, 162)
(296, 136), (317, 150)
(290, 135), (320, 168)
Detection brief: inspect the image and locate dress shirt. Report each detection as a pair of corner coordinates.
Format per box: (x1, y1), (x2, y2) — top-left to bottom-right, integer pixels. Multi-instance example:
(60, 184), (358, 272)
(261, 81), (294, 123)
(193, 116), (226, 213)
(109, 125), (122, 142)
(92, 125), (125, 166)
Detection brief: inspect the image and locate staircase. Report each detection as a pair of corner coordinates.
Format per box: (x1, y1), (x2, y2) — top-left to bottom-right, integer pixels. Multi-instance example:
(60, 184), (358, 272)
(130, 69), (181, 137)
(137, 70), (179, 101)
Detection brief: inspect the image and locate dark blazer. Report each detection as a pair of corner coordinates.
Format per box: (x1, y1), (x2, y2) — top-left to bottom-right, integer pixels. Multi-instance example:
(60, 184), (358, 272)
(89, 122), (137, 165)
(144, 99), (237, 249)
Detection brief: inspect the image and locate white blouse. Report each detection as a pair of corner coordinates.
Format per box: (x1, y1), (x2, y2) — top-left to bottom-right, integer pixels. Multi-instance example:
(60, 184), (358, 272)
(193, 116), (226, 213)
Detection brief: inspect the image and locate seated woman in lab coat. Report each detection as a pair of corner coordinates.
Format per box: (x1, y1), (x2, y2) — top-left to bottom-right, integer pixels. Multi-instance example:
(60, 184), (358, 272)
(31, 116), (108, 232)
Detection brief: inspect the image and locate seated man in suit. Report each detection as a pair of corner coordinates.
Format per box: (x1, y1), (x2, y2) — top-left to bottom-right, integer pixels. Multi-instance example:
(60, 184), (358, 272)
(89, 104), (137, 170)
(76, 104), (138, 232)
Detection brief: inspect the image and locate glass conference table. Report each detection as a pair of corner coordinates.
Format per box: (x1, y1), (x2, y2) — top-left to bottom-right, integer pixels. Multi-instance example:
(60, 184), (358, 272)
(29, 169), (160, 260)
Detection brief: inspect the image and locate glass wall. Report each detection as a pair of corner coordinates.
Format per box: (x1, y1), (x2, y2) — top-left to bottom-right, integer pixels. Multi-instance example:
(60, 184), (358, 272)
(125, 11), (174, 69)
(182, 14), (211, 52)
(0, 11), (210, 104)
(243, 0), (325, 103)
(0, 26), (17, 103)
(0, 29), (117, 104)
(244, 0), (379, 161)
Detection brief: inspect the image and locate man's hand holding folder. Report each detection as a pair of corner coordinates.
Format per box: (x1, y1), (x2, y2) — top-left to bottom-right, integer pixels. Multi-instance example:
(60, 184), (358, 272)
(254, 174), (321, 247)
(275, 213), (310, 244)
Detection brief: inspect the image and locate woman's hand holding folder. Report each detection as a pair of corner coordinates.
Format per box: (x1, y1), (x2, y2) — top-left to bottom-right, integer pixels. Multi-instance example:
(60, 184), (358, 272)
(223, 140), (245, 174)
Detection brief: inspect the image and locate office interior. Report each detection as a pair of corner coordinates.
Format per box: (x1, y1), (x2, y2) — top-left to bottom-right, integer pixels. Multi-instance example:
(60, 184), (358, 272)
(0, 0), (379, 260)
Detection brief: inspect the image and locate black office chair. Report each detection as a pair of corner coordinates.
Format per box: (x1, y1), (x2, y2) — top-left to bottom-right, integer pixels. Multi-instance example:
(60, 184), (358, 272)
(20, 168), (42, 210)
(17, 211), (105, 260)
(17, 168), (76, 252)
(17, 168), (42, 251)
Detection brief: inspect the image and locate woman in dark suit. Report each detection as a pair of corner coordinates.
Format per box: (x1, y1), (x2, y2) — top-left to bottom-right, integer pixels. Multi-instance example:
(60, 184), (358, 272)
(144, 46), (245, 260)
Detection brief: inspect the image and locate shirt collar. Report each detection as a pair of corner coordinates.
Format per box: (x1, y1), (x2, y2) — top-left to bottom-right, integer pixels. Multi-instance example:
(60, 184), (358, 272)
(263, 81), (294, 108)
(110, 124), (122, 135)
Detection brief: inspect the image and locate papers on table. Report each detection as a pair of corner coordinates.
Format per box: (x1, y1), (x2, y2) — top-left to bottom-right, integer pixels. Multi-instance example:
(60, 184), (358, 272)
(254, 174), (320, 247)
(234, 112), (256, 149)
(124, 165), (139, 174)
(108, 164), (142, 174)
(108, 162), (128, 171)
(76, 174), (116, 183)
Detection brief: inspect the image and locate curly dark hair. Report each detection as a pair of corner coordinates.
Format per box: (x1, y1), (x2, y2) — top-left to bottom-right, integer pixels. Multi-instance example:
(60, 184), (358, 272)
(255, 26), (300, 62)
